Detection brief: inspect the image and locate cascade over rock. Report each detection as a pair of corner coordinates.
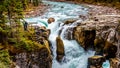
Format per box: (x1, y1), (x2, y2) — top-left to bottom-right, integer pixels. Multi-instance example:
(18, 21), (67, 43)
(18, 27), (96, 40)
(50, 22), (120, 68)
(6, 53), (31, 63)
(56, 36), (65, 62)
(24, 0), (120, 67)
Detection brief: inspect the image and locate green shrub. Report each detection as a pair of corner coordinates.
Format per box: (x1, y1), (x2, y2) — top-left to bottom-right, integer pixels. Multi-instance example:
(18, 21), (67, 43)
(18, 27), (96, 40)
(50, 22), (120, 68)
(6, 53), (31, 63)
(0, 50), (11, 68)
(17, 38), (43, 52)
(8, 38), (17, 44)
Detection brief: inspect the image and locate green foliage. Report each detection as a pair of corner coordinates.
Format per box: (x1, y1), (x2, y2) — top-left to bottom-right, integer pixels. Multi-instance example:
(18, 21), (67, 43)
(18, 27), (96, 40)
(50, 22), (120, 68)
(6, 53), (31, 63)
(0, 0), (46, 67)
(33, 0), (42, 6)
(33, 0), (39, 6)
(0, 0), (24, 25)
(8, 38), (17, 44)
(0, 27), (3, 31)
(0, 50), (11, 68)
(17, 38), (43, 52)
(0, 62), (8, 68)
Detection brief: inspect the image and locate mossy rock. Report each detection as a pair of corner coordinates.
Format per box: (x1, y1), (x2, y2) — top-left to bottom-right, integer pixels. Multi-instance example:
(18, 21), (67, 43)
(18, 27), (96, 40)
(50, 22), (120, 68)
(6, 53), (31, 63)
(16, 38), (45, 52)
(43, 40), (51, 54)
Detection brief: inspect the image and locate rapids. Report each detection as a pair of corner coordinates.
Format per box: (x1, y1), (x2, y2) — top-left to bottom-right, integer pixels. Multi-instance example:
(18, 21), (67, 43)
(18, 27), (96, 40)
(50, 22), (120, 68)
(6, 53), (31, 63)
(25, 0), (110, 68)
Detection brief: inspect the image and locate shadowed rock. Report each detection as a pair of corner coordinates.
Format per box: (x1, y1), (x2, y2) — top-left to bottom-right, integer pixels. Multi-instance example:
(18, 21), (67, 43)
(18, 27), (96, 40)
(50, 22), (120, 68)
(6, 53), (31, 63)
(103, 41), (117, 59)
(94, 37), (105, 55)
(73, 27), (96, 50)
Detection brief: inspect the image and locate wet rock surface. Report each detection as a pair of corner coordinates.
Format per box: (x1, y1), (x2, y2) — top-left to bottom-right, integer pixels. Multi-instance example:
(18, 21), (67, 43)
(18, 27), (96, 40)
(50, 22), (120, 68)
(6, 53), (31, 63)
(56, 36), (65, 62)
(23, 1), (120, 68)
(88, 56), (105, 68)
(48, 17), (55, 24)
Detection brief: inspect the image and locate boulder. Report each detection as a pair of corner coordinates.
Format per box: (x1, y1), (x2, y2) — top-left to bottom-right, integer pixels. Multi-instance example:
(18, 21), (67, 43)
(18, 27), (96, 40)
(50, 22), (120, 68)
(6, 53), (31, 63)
(103, 41), (117, 59)
(56, 36), (65, 62)
(73, 27), (96, 50)
(47, 17), (55, 24)
(88, 56), (105, 68)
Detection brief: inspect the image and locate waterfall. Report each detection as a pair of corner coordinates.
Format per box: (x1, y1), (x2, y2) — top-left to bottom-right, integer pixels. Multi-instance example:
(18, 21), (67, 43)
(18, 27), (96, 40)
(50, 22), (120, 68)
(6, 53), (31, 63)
(24, 0), (110, 68)
(48, 18), (95, 68)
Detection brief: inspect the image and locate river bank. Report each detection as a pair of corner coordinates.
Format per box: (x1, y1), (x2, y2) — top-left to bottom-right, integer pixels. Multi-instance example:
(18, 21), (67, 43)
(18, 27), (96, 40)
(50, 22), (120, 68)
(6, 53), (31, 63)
(24, 3), (51, 18)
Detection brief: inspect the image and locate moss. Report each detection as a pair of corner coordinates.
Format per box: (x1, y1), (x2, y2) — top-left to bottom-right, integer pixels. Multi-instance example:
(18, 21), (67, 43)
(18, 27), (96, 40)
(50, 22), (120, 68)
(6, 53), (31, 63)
(0, 27), (3, 31)
(8, 38), (17, 44)
(16, 38), (44, 52)
(0, 50), (11, 68)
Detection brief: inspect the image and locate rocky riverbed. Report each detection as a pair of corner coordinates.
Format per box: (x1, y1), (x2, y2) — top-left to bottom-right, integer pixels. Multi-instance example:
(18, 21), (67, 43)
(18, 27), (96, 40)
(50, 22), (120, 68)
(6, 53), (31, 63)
(23, 0), (120, 68)
(73, 3), (120, 68)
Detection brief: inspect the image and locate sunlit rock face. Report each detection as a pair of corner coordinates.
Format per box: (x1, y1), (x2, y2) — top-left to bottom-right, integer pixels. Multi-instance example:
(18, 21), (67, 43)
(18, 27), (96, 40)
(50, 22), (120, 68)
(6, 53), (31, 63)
(73, 26), (96, 50)
(56, 36), (65, 62)
(14, 47), (52, 68)
(74, 15), (120, 54)
(110, 58), (120, 68)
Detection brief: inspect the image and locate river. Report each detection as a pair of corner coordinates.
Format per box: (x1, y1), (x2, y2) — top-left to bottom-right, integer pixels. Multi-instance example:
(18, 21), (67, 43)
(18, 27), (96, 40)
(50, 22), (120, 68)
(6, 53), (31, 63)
(25, 0), (110, 68)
